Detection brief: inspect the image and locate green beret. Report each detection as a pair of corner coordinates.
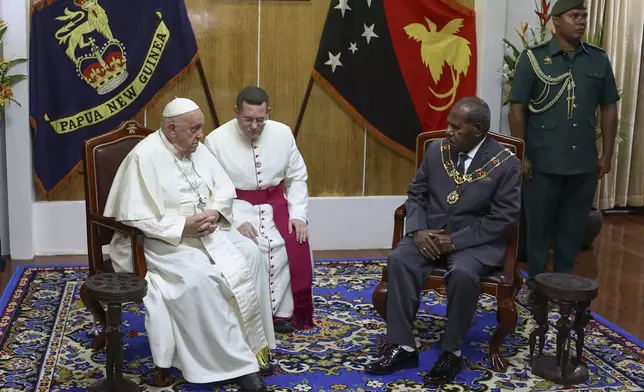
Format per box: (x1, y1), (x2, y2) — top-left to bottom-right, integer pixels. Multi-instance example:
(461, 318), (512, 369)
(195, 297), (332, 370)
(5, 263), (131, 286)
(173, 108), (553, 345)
(551, 0), (587, 16)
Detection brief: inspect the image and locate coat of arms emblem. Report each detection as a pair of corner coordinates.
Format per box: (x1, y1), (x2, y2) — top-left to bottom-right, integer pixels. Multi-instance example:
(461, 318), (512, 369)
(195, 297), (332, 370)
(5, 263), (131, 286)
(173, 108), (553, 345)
(54, 0), (128, 95)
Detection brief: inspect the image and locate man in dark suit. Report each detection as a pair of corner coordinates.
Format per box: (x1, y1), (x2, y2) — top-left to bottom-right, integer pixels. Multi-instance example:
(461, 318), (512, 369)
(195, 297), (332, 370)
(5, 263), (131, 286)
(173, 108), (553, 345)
(365, 97), (521, 385)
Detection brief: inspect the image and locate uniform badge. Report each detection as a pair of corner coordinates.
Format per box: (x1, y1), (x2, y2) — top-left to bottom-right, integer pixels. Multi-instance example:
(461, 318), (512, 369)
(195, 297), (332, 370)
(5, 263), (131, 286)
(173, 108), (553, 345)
(544, 57), (552, 64)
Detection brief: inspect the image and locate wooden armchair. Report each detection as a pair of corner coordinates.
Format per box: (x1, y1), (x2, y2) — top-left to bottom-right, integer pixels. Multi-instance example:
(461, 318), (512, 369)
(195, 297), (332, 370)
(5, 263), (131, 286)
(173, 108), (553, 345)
(371, 130), (525, 372)
(80, 120), (171, 386)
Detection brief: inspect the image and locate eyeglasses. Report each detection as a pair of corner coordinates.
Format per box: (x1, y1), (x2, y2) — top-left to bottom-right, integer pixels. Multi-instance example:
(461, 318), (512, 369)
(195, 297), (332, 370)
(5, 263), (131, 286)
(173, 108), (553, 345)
(242, 117), (267, 125)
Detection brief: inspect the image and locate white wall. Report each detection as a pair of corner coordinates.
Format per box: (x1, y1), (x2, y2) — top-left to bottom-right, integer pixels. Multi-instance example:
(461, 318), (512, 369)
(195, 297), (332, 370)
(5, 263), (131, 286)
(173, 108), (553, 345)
(0, 0), (10, 257)
(4, 0), (525, 257)
(34, 196), (409, 255)
(0, 117), (9, 258)
(504, 0), (544, 56)
(475, 0), (507, 133)
(1, 0), (33, 260)
(500, 0), (547, 134)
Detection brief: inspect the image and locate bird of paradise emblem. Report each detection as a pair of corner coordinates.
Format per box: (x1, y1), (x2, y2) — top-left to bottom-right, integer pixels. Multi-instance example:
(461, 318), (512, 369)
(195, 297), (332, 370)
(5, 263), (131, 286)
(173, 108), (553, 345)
(404, 18), (472, 111)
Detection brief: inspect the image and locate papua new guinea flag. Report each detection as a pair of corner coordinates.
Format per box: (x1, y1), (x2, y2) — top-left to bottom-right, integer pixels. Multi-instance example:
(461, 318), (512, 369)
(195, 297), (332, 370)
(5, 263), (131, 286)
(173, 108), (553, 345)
(29, 0), (198, 197)
(311, 0), (477, 158)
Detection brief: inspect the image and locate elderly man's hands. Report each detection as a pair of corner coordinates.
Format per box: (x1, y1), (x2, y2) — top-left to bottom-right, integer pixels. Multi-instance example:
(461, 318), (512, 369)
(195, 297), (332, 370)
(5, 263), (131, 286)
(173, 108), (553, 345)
(412, 229), (455, 260)
(433, 232), (455, 254)
(413, 229), (442, 260)
(184, 210), (219, 237)
(237, 222), (259, 243)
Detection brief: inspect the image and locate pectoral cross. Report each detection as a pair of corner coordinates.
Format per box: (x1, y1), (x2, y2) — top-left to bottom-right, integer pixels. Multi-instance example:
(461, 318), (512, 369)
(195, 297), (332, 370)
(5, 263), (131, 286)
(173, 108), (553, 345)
(196, 197), (206, 212)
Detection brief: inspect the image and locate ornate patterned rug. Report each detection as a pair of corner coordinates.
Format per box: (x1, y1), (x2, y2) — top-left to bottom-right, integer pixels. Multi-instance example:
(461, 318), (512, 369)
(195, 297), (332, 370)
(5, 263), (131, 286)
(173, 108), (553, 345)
(0, 260), (642, 392)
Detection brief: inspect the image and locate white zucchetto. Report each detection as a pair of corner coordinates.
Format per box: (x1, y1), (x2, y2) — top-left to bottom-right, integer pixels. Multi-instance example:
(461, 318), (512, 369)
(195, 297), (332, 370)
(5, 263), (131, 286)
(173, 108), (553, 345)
(162, 97), (200, 118)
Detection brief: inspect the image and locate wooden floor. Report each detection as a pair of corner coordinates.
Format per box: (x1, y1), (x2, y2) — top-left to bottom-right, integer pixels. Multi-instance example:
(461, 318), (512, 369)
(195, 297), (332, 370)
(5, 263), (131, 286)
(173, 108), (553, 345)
(1, 215), (643, 340)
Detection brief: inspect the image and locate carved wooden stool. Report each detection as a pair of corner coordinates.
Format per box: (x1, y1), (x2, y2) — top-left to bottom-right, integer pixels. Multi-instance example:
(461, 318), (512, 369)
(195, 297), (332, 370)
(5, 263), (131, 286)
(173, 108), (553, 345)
(529, 272), (598, 385)
(84, 273), (147, 392)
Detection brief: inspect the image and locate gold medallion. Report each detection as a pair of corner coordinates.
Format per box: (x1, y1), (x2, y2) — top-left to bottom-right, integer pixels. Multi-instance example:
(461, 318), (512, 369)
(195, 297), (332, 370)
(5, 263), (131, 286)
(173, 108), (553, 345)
(447, 190), (459, 205)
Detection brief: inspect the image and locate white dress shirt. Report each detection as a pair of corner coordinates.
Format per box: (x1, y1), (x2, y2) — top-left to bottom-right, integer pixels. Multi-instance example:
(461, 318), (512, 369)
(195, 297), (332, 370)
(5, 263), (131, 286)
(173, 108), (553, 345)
(457, 136), (486, 174)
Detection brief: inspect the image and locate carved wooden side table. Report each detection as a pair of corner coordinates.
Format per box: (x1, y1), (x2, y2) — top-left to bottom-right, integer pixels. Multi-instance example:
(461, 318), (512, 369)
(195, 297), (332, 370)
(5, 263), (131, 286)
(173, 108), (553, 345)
(84, 273), (147, 392)
(529, 272), (598, 385)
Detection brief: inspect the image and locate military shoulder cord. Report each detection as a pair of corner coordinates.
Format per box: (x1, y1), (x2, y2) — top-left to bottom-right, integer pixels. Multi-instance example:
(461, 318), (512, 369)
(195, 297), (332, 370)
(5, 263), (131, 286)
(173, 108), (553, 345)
(525, 49), (576, 118)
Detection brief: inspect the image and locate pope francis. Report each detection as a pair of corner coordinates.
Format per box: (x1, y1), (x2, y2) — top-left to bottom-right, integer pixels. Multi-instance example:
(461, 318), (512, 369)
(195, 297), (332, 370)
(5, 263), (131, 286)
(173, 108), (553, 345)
(103, 98), (275, 392)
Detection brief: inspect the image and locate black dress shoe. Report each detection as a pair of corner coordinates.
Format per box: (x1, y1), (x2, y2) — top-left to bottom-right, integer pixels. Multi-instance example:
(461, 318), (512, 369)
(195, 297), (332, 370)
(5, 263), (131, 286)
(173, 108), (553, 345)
(378, 342), (395, 353)
(424, 351), (462, 385)
(274, 319), (295, 333)
(237, 372), (267, 392)
(259, 362), (275, 376)
(364, 344), (419, 375)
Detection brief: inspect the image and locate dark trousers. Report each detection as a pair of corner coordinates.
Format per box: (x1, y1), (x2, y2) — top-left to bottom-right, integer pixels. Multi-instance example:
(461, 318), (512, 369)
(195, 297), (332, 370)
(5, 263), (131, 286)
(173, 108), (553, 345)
(385, 236), (492, 353)
(523, 171), (597, 282)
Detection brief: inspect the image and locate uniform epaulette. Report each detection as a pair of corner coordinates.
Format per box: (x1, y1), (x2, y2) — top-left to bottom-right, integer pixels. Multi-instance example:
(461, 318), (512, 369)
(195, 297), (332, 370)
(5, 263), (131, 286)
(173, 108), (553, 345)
(526, 41), (549, 51)
(583, 42), (605, 52)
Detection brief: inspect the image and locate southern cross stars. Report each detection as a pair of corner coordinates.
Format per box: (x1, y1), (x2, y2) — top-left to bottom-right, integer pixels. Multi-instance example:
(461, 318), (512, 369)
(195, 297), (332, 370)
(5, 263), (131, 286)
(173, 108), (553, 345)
(334, 0), (372, 17)
(325, 1), (378, 74)
(362, 23), (378, 44)
(325, 52), (343, 73)
(334, 0), (351, 17)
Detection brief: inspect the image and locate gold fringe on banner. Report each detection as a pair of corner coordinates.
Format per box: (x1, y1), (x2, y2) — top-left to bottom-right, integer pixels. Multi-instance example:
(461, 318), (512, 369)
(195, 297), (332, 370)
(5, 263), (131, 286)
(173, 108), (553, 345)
(440, 0), (476, 16)
(30, 0), (56, 15)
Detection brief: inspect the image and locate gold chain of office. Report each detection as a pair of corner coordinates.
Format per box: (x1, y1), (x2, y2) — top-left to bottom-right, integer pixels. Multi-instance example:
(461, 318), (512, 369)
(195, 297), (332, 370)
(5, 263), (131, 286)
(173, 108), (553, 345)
(440, 138), (515, 205)
(525, 49), (576, 119)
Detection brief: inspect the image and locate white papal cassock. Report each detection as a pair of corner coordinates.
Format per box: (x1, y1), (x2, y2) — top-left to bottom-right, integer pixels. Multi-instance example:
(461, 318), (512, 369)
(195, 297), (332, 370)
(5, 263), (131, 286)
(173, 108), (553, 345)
(103, 129), (276, 383)
(204, 119), (314, 330)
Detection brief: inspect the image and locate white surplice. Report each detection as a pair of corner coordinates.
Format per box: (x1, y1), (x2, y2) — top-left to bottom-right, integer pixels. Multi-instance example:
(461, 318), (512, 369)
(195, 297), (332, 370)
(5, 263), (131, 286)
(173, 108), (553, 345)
(204, 119), (310, 319)
(103, 130), (276, 384)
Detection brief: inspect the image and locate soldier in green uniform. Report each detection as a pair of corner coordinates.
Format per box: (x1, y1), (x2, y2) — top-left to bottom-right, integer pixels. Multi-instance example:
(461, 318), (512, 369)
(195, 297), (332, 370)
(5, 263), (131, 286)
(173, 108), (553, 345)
(508, 0), (619, 291)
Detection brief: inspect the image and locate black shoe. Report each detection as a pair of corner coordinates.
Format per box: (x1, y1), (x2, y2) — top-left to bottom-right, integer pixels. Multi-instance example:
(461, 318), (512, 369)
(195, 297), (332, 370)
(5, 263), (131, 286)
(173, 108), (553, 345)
(424, 351), (462, 385)
(378, 342), (395, 354)
(259, 362), (274, 377)
(274, 319), (295, 334)
(237, 372), (267, 392)
(364, 344), (419, 375)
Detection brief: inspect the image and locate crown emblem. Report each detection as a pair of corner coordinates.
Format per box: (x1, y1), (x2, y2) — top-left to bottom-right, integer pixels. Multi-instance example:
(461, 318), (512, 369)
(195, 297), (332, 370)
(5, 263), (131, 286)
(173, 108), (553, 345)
(55, 0), (128, 95)
(77, 40), (128, 95)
